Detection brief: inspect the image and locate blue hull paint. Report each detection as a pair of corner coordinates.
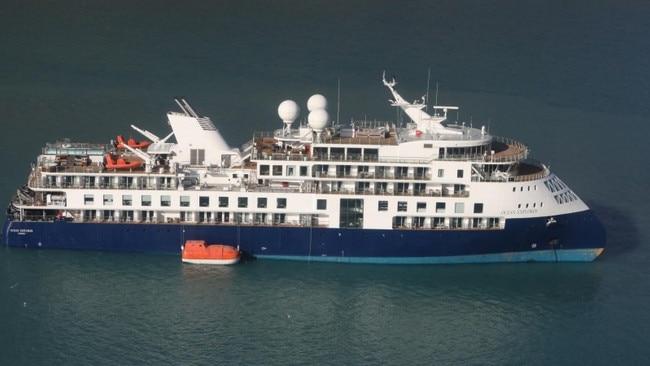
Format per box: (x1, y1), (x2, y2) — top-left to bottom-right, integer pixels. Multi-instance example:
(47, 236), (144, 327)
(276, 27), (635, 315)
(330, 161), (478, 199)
(2, 210), (606, 263)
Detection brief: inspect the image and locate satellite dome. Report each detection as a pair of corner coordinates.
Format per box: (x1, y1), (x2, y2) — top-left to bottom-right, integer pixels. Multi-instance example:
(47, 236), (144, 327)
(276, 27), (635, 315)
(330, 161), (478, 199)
(308, 109), (329, 131)
(278, 100), (300, 122)
(307, 94), (328, 112)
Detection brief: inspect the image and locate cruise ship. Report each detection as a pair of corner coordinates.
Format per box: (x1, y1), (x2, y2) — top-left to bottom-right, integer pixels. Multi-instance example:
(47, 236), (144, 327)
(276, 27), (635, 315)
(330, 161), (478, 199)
(2, 74), (606, 263)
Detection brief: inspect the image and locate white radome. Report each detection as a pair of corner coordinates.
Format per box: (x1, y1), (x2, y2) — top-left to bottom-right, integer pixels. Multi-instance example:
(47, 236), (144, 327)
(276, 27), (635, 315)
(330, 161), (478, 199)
(308, 109), (329, 131)
(307, 94), (327, 112)
(278, 100), (300, 122)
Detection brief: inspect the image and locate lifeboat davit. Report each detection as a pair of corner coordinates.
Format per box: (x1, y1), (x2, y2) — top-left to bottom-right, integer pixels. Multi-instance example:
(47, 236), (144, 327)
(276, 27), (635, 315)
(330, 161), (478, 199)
(181, 240), (241, 265)
(104, 154), (142, 170)
(116, 135), (151, 149)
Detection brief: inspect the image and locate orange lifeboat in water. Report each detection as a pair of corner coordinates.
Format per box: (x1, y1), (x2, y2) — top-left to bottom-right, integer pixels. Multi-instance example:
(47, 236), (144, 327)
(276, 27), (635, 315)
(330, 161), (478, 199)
(104, 153), (142, 170)
(116, 135), (151, 149)
(181, 240), (241, 265)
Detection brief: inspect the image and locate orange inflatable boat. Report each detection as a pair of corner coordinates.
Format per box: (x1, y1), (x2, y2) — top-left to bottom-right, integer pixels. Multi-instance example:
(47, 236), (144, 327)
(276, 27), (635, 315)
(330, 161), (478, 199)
(116, 135), (151, 150)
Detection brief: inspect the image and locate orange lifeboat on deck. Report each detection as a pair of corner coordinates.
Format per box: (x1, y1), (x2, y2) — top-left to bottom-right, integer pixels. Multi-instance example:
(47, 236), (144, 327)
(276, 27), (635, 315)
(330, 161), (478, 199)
(116, 135), (151, 149)
(104, 153), (142, 170)
(181, 240), (241, 265)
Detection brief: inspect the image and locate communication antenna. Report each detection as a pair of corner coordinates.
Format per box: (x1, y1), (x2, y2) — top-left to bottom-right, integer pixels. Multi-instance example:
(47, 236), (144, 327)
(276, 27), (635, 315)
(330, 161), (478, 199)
(434, 82), (439, 107)
(337, 78), (341, 125)
(425, 68), (431, 110)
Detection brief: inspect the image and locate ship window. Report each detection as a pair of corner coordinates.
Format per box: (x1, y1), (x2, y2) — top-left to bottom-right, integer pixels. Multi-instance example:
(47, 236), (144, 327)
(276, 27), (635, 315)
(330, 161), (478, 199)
(300, 166), (308, 176)
(470, 217), (481, 228)
(273, 165), (283, 176)
(457, 169), (464, 178)
(190, 149), (205, 166)
(414, 183), (426, 195)
(199, 196), (209, 207)
(339, 199), (363, 228)
(84, 194), (94, 205)
(436, 202), (445, 213)
(378, 200), (388, 211)
(450, 217), (463, 228)
(257, 197), (267, 208)
(219, 197), (228, 207)
(260, 165), (270, 176)
(180, 196), (190, 207)
(424, 143), (433, 148)
(489, 218), (500, 228)
(437, 169), (444, 178)
(103, 194), (113, 205)
(474, 203), (484, 213)
(287, 165), (295, 176)
(273, 213), (286, 225)
(455, 202), (465, 213)
(433, 217), (445, 228)
(364, 148), (378, 161)
(392, 216), (406, 228)
(161, 195), (171, 207)
(141, 195), (151, 207)
(331, 147), (344, 160)
(122, 195), (132, 206)
(397, 201), (407, 212)
(396, 182), (409, 194)
(317, 199), (327, 210)
(277, 198), (287, 209)
(314, 147), (328, 159)
(238, 197), (248, 208)
(417, 202), (426, 213)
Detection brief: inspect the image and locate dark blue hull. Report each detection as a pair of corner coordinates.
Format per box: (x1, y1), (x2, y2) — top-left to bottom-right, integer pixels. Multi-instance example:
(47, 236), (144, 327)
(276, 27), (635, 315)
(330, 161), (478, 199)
(2, 210), (605, 263)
